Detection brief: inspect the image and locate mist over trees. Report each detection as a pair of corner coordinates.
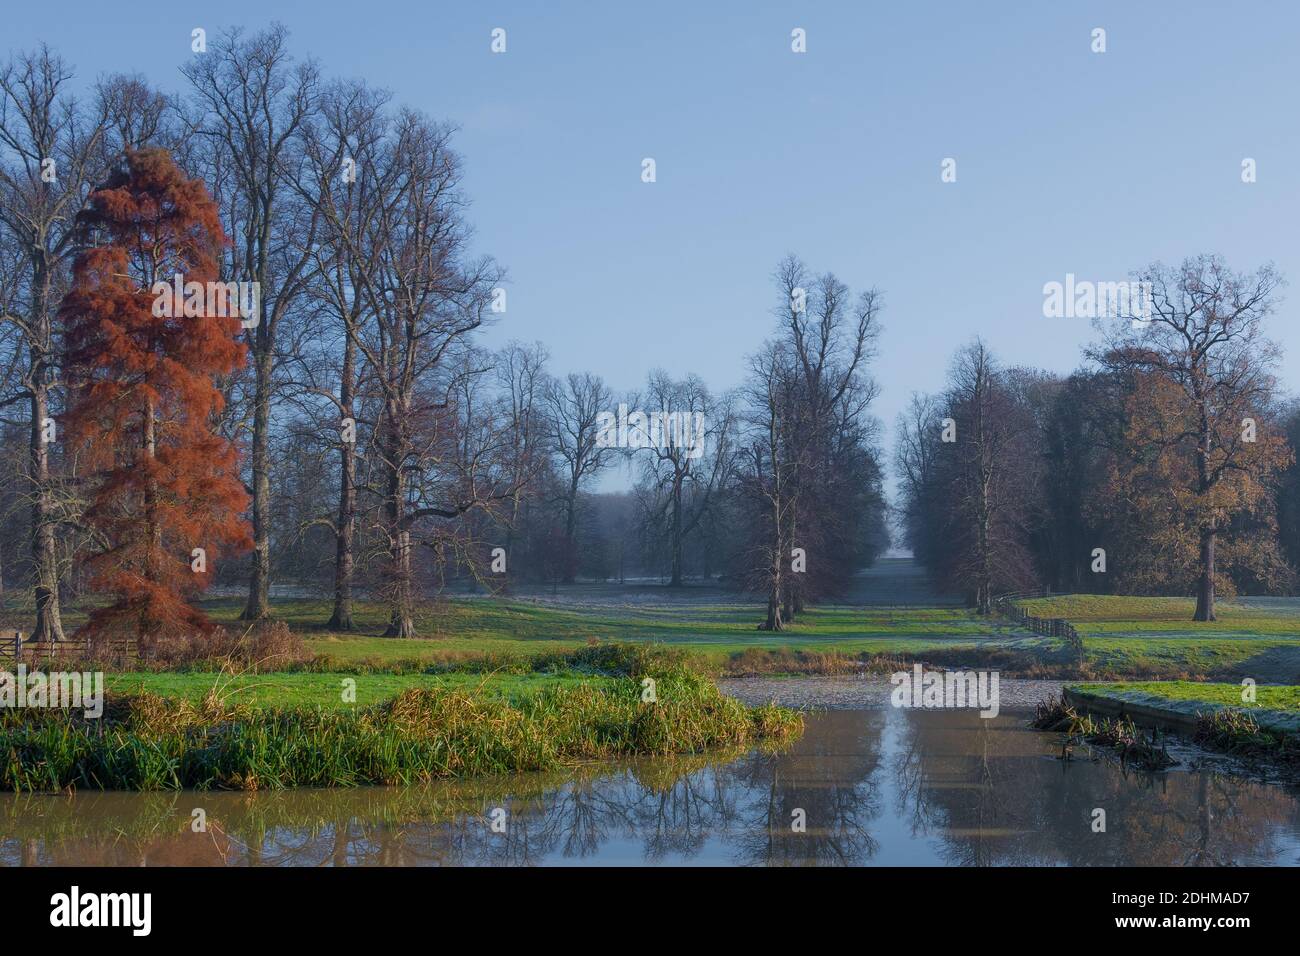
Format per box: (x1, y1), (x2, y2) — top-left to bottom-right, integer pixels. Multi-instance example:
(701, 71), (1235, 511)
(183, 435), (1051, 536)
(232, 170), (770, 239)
(0, 28), (894, 648)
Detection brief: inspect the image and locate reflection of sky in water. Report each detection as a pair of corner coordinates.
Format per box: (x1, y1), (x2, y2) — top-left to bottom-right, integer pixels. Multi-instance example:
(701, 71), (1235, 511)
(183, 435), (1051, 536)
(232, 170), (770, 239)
(4, 697), (1300, 867)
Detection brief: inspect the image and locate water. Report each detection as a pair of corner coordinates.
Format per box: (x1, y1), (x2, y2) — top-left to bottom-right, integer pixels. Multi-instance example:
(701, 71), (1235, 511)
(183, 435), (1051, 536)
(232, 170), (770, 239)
(3, 680), (1299, 866)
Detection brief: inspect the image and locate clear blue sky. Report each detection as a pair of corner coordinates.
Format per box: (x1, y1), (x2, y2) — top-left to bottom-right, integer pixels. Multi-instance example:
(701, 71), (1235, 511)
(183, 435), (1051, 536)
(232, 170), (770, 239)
(10, 1), (1300, 490)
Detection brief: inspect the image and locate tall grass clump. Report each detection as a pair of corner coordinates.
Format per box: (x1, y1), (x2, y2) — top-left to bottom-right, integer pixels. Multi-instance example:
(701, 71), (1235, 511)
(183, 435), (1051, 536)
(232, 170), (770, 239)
(0, 655), (801, 792)
(1193, 708), (1300, 765)
(1032, 693), (1175, 770)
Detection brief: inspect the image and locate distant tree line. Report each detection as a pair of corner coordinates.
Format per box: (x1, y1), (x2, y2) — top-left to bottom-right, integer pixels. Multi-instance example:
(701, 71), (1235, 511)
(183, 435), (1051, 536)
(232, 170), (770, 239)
(897, 256), (1299, 620)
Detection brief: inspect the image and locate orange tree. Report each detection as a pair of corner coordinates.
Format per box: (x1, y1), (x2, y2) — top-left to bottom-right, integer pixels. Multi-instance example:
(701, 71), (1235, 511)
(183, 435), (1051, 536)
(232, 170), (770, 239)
(60, 148), (250, 648)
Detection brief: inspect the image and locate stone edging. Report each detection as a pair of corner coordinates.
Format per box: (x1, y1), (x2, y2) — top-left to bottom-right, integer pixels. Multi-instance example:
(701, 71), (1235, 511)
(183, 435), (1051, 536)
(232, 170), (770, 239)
(1064, 686), (1300, 736)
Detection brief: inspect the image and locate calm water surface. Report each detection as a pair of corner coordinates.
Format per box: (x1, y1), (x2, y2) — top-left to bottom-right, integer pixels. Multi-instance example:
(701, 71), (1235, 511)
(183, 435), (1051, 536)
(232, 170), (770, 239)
(3, 679), (1299, 866)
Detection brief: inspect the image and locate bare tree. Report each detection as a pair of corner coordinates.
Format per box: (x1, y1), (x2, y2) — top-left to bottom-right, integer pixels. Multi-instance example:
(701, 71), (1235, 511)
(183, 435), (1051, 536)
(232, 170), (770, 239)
(635, 370), (734, 586)
(894, 392), (943, 569)
(496, 340), (551, 578)
(181, 24), (322, 621)
(289, 79), (391, 629)
(770, 255), (883, 617)
(543, 371), (616, 584)
(0, 48), (117, 640)
(741, 341), (798, 630)
(941, 341), (1038, 613)
(339, 110), (504, 636)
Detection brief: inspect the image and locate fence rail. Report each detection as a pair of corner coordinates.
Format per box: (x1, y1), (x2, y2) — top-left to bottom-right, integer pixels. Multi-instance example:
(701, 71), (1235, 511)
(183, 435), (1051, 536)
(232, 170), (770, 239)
(0, 631), (137, 663)
(992, 592), (1085, 663)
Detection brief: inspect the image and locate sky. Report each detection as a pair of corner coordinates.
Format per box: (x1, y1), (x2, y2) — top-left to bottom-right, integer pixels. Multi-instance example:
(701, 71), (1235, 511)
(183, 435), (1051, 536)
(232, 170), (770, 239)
(8, 1), (1300, 497)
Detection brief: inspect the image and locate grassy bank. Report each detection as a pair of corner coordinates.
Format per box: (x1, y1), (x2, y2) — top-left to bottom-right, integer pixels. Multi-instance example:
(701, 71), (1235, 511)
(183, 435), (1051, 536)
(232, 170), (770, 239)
(1019, 595), (1300, 682)
(1052, 681), (1300, 772)
(1072, 681), (1300, 716)
(8, 592), (998, 657)
(0, 648), (802, 792)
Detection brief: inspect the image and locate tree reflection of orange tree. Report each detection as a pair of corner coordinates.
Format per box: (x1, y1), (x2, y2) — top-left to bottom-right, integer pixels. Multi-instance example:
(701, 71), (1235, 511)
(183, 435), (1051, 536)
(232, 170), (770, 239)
(0, 777), (564, 866)
(723, 710), (883, 866)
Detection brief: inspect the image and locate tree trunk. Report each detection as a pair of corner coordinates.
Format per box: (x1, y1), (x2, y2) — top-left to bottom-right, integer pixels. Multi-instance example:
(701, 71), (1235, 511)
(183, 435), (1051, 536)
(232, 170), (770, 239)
(328, 343), (356, 631)
(562, 481), (579, 584)
(381, 422), (415, 638)
(28, 258), (64, 643)
(976, 506), (992, 615)
(1193, 528), (1217, 622)
(669, 482), (683, 587)
(783, 509), (798, 619)
(241, 346), (273, 620)
(1193, 403), (1216, 623)
(384, 520), (415, 638)
(140, 395), (160, 646)
(328, 443), (356, 630)
(759, 517), (784, 631)
(763, 587), (784, 631)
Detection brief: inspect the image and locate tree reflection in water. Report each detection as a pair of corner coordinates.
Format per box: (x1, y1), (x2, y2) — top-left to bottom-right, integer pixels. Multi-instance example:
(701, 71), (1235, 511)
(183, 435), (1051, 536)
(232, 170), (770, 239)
(3, 707), (1299, 866)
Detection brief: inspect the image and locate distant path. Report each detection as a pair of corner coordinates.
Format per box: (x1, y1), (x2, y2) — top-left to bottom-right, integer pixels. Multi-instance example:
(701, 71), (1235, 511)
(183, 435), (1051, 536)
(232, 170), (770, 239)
(843, 557), (963, 608)
(466, 556), (960, 612)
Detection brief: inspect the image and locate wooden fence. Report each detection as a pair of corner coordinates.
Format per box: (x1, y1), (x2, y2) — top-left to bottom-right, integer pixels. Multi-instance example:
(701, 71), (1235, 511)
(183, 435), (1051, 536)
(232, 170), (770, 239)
(0, 631), (137, 664)
(991, 592), (1085, 663)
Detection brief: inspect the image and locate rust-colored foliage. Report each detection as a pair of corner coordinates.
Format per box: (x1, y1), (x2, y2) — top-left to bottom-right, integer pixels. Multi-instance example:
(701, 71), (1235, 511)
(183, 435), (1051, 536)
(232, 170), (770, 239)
(1097, 368), (1294, 596)
(60, 148), (251, 649)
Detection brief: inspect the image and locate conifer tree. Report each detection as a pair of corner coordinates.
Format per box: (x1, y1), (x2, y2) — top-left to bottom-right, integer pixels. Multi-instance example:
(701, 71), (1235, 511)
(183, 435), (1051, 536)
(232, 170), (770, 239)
(61, 148), (250, 647)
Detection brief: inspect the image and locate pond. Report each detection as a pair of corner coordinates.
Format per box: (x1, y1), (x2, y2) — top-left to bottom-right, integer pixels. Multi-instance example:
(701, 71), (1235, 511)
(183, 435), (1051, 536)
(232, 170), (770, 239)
(3, 680), (1299, 866)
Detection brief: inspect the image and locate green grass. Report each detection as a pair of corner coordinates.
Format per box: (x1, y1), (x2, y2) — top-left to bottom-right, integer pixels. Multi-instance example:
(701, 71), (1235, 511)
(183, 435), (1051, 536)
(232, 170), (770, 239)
(4, 590), (1041, 674)
(1074, 681), (1300, 713)
(1020, 594), (1300, 634)
(202, 596), (1030, 668)
(1018, 595), (1300, 681)
(243, 592), (1300, 681)
(0, 651), (803, 792)
(10, 583), (1300, 681)
(103, 670), (609, 708)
